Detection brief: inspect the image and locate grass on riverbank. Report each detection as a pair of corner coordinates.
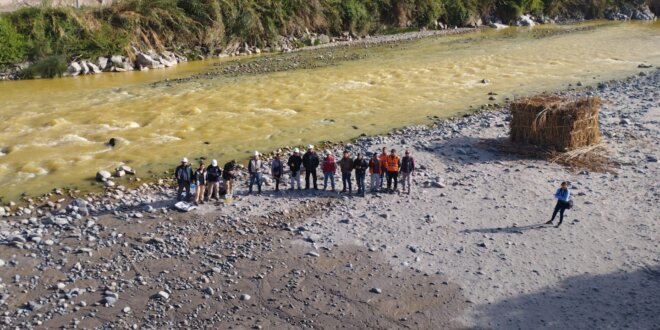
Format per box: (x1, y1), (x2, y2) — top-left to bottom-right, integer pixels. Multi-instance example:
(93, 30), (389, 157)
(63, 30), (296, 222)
(0, 0), (657, 74)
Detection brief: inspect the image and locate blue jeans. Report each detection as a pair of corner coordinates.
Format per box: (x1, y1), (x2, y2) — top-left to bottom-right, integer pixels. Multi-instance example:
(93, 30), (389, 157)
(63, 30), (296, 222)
(249, 173), (262, 193)
(356, 172), (366, 194)
(323, 172), (335, 190)
(341, 172), (352, 192)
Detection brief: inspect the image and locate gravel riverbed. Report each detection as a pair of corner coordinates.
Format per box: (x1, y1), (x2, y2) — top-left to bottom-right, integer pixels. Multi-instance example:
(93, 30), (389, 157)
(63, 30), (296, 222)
(1, 68), (658, 329)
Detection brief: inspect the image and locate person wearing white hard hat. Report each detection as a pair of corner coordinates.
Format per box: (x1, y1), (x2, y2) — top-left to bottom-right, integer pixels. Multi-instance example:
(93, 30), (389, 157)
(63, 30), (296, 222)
(287, 148), (303, 191)
(248, 151), (264, 194)
(175, 157), (193, 202)
(206, 159), (222, 201)
(194, 160), (207, 205)
(302, 145), (320, 190)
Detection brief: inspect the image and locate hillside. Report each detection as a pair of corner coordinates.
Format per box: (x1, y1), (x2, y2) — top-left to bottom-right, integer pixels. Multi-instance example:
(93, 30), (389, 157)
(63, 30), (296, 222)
(0, 0), (658, 79)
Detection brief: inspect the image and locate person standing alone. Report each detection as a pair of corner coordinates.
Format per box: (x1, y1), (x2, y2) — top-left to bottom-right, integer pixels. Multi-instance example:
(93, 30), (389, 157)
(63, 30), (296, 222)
(399, 150), (415, 195)
(175, 157), (193, 202)
(546, 181), (571, 227)
(303, 145), (320, 190)
(386, 149), (401, 193)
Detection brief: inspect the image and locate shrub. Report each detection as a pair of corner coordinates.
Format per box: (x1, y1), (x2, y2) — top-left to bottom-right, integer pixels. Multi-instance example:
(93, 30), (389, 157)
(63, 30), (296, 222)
(19, 55), (68, 79)
(0, 16), (26, 66)
(444, 0), (473, 26)
(412, 0), (445, 27)
(340, 0), (371, 33)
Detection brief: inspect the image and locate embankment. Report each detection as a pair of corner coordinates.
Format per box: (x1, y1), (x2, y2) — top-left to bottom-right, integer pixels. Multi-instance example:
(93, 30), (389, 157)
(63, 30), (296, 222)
(0, 0), (657, 79)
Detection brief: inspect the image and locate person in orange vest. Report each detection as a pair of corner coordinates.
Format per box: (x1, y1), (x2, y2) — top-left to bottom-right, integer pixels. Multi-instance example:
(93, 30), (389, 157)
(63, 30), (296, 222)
(386, 148), (401, 193)
(378, 147), (388, 190)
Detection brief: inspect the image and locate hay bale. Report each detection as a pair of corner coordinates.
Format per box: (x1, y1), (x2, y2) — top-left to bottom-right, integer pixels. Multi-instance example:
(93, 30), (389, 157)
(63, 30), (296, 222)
(510, 95), (601, 150)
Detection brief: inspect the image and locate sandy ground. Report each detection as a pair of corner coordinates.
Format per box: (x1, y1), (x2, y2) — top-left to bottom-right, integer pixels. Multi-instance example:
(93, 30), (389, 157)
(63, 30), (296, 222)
(1, 71), (658, 329)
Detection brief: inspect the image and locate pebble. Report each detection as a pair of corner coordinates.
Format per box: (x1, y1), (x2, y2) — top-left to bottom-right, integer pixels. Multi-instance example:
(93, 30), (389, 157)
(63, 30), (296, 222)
(370, 288), (383, 294)
(155, 291), (170, 300)
(240, 294), (251, 301)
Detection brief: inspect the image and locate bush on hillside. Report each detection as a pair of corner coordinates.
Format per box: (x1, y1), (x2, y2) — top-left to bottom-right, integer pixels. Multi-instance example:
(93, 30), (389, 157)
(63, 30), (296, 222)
(19, 55), (68, 78)
(0, 16), (26, 66)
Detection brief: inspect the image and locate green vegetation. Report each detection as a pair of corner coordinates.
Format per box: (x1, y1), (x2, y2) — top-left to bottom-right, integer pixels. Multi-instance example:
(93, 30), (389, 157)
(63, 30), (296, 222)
(0, 16), (26, 66)
(0, 0), (656, 73)
(18, 55), (68, 78)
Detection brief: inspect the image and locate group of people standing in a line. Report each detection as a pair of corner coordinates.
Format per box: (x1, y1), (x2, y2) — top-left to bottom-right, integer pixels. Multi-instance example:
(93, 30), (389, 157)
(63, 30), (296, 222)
(174, 145), (416, 204)
(174, 146), (573, 228)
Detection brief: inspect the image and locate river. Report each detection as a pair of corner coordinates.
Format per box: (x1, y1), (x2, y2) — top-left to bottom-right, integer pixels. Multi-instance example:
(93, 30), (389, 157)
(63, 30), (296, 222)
(0, 21), (658, 202)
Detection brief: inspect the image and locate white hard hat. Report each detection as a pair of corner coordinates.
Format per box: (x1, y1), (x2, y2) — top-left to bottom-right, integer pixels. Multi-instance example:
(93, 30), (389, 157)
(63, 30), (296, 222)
(211, 159), (218, 166)
(325, 150), (332, 156)
(308, 144), (314, 150)
(254, 151), (260, 156)
(182, 157), (188, 163)
(293, 148), (300, 153)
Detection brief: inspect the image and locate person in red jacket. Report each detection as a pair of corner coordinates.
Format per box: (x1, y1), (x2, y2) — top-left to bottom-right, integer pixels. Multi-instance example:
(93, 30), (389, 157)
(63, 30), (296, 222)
(368, 152), (382, 193)
(322, 150), (337, 191)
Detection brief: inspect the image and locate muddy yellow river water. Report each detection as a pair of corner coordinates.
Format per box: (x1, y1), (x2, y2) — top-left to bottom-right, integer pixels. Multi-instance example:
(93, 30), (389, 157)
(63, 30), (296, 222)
(0, 21), (659, 201)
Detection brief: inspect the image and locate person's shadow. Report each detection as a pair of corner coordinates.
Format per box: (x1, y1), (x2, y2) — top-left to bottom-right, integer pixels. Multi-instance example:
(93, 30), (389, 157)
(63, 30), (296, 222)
(461, 223), (549, 234)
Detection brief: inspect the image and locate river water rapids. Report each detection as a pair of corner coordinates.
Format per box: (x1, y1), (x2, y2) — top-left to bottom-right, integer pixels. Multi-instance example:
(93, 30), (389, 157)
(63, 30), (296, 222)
(0, 21), (658, 201)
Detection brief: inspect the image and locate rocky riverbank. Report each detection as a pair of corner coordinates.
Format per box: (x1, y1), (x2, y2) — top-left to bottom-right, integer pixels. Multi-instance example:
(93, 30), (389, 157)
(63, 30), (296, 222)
(1, 67), (658, 328)
(2, 2), (657, 82)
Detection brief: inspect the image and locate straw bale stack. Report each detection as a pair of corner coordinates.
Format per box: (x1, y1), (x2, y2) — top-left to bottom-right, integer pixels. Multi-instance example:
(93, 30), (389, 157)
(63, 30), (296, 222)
(510, 96), (600, 150)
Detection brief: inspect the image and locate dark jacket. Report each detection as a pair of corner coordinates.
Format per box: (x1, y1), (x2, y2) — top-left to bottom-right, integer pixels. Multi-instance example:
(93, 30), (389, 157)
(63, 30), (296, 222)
(288, 154), (303, 173)
(195, 169), (207, 185)
(354, 158), (369, 174)
(369, 158), (382, 175)
(302, 151), (320, 170)
(400, 156), (415, 173)
(206, 165), (222, 182)
(175, 164), (192, 183)
(271, 159), (284, 177)
(223, 162), (236, 180)
(339, 157), (354, 173)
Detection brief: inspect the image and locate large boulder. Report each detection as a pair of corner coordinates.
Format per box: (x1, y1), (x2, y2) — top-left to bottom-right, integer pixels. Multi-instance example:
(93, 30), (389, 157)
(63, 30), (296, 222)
(87, 61), (102, 74)
(80, 61), (90, 75)
(98, 57), (109, 71)
(110, 55), (123, 66)
(516, 15), (536, 26)
(67, 62), (82, 76)
(633, 5), (656, 20)
(318, 34), (331, 44)
(489, 22), (509, 29)
(121, 60), (134, 71)
(136, 52), (162, 69)
(96, 170), (112, 182)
